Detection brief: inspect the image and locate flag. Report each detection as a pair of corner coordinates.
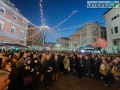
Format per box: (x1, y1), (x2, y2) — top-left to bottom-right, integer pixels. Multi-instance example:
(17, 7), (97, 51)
(96, 37), (109, 50)
(92, 42), (97, 49)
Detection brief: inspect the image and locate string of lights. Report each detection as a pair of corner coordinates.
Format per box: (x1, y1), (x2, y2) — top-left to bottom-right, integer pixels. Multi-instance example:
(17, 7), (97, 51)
(52, 21), (92, 30)
(52, 10), (77, 29)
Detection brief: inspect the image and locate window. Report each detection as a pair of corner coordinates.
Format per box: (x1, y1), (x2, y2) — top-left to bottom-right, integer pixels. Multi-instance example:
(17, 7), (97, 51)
(0, 7), (5, 15)
(111, 28), (113, 34)
(10, 26), (16, 34)
(115, 26), (118, 33)
(84, 38), (86, 43)
(94, 37), (96, 42)
(0, 23), (2, 30)
(20, 30), (24, 37)
(13, 15), (17, 22)
(84, 33), (85, 35)
(0, 21), (4, 31)
(93, 28), (96, 33)
(111, 14), (119, 21)
(22, 21), (25, 27)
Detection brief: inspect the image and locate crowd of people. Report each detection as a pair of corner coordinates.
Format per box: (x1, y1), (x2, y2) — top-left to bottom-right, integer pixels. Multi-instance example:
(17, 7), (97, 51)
(0, 49), (120, 90)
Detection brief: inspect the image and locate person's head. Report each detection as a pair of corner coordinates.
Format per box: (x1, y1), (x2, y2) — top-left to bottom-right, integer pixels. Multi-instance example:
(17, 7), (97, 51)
(27, 53), (31, 57)
(108, 57), (111, 61)
(42, 54), (46, 59)
(2, 57), (8, 64)
(23, 53), (27, 58)
(73, 56), (75, 59)
(12, 57), (17, 64)
(101, 56), (104, 60)
(102, 59), (106, 63)
(85, 55), (88, 60)
(113, 59), (118, 65)
(98, 54), (101, 58)
(80, 54), (82, 59)
(46, 55), (50, 60)
(8, 54), (12, 59)
(55, 55), (58, 60)
(22, 50), (24, 52)
(33, 54), (37, 58)
(16, 53), (20, 58)
(24, 58), (31, 64)
(0, 70), (10, 90)
(1, 51), (5, 56)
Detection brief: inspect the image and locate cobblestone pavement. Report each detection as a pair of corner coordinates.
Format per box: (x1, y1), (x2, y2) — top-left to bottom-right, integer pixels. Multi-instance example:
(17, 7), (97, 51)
(39, 73), (118, 90)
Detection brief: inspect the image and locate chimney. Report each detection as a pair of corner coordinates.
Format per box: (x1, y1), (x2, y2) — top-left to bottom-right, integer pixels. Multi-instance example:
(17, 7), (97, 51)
(96, 21), (97, 23)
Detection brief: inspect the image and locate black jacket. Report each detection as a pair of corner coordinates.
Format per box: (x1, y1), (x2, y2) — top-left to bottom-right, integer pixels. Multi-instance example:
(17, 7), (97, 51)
(43, 59), (53, 74)
(52, 59), (59, 73)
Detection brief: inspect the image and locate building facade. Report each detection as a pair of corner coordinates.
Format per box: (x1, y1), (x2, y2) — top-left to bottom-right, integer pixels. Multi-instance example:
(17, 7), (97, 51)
(0, 0), (29, 47)
(69, 22), (106, 52)
(27, 25), (44, 50)
(103, 7), (120, 53)
(56, 37), (69, 50)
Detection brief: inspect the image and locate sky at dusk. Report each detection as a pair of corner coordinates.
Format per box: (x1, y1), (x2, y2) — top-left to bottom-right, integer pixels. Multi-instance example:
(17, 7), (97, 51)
(10, 0), (110, 42)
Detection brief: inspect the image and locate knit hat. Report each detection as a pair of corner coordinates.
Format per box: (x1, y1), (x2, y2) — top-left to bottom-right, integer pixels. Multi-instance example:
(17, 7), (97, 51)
(24, 58), (31, 63)
(113, 59), (118, 62)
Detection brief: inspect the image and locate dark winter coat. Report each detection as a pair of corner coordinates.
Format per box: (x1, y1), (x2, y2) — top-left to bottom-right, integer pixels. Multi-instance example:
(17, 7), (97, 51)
(31, 58), (41, 78)
(52, 59), (59, 73)
(43, 60), (53, 74)
(85, 59), (91, 69)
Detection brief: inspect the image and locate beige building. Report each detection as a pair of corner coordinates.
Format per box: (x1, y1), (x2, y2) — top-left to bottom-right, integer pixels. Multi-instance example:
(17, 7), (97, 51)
(69, 22), (106, 52)
(27, 25), (45, 50)
(56, 37), (69, 50)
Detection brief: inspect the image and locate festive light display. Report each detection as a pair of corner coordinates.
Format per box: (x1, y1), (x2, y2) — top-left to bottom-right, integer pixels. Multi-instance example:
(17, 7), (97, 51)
(52, 10), (77, 29)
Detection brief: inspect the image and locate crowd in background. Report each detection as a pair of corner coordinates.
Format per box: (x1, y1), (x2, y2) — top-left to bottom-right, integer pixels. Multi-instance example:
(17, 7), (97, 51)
(0, 49), (120, 90)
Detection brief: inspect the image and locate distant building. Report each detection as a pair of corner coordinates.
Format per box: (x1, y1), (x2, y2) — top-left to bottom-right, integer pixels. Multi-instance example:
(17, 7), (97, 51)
(27, 25), (45, 50)
(0, 0), (29, 47)
(69, 22), (106, 52)
(103, 6), (120, 53)
(56, 37), (69, 50)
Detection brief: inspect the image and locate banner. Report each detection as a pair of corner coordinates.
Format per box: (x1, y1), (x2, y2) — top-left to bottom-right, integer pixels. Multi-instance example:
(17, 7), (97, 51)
(96, 37), (109, 50)
(92, 42), (97, 49)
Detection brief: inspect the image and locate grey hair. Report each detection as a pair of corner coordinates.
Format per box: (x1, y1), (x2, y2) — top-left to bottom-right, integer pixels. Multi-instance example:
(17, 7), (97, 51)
(0, 70), (10, 77)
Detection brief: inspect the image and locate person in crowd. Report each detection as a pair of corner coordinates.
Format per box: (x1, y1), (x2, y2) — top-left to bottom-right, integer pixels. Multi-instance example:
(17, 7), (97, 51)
(107, 57), (112, 64)
(8, 54), (13, 60)
(11, 57), (18, 68)
(94, 57), (101, 80)
(19, 53), (27, 66)
(63, 55), (70, 75)
(19, 58), (33, 90)
(90, 54), (95, 76)
(59, 53), (64, 73)
(69, 54), (73, 73)
(99, 59), (110, 86)
(1, 59), (18, 90)
(78, 54), (85, 77)
(16, 53), (20, 61)
(40, 53), (46, 82)
(27, 52), (31, 59)
(43, 55), (53, 90)
(72, 56), (77, 75)
(0, 70), (10, 90)
(52, 55), (59, 83)
(20, 50), (24, 58)
(0, 51), (6, 59)
(31, 54), (41, 90)
(85, 55), (91, 78)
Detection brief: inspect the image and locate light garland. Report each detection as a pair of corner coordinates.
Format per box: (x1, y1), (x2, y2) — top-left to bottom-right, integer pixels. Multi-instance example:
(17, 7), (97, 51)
(52, 10), (77, 29)
(53, 21), (92, 30)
